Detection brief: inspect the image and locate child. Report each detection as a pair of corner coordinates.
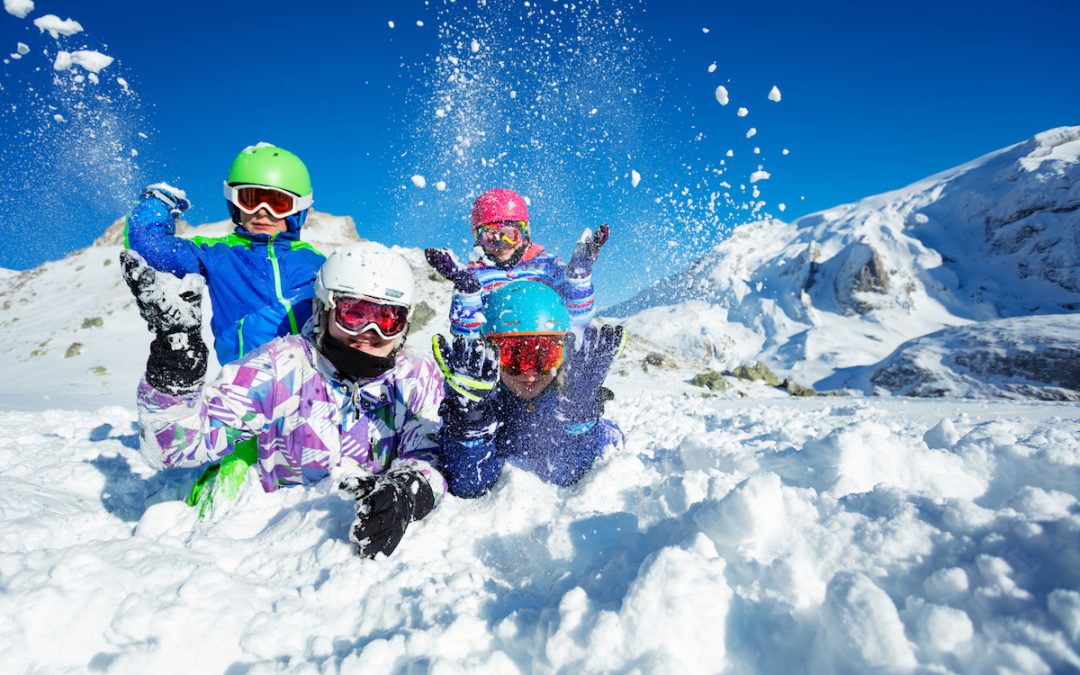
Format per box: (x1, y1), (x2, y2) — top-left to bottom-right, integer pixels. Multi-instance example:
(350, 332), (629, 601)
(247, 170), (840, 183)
(124, 143), (325, 510)
(432, 281), (624, 496)
(425, 188), (609, 339)
(124, 243), (445, 558)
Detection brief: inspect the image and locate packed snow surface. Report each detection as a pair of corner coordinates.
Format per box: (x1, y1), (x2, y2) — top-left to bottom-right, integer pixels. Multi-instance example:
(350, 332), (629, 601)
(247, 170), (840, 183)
(1, 392), (1078, 673)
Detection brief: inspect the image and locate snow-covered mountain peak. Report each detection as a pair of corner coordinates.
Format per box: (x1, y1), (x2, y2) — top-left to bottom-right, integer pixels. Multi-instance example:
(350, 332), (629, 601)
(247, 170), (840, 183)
(608, 126), (1080, 389)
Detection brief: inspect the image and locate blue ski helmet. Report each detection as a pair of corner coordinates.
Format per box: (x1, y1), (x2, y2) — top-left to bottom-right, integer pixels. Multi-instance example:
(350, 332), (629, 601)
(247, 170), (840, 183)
(483, 281), (571, 338)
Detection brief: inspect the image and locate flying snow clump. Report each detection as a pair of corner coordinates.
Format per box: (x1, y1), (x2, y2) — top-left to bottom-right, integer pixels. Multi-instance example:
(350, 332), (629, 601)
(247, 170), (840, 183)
(435, 181), (447, 191)
(411, 175), (426, 188)
(737, 107), (748, 117)
(631, 170), (641, 188)
(725, 149), (734, 157)
(768, 86), (782, 102)
(714, 85), (729, 106)
(53, 50), (113, 74)
(16, 42), (30, 55)
(3, 0), (34, 19)
(746, 128), (757, 139)
(708, 63), (717, 73)
(388, 20), (395, 29)
(33, 15), (83, 39)
(471, 39), (480, 53)
(782, 148), (790, 155)
(749, 170), (770, 183)
(778, 203), (787, 211)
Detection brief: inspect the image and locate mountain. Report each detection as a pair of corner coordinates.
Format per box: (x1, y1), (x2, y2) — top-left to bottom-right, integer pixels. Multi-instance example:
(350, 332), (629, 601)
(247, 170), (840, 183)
(0, 212), (455, 411)
(607, 126), (1080, 392)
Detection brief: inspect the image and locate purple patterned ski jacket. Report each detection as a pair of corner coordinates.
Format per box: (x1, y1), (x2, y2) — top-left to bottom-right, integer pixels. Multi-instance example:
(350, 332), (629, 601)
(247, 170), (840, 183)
(137, 331), (447, 500)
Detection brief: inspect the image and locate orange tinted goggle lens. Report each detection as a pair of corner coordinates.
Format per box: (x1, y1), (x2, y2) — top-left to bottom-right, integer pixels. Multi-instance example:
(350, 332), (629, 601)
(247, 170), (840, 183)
(235, 186), (298, 217)
(492, 336), (564, 374)
(334, 297), (409, 336)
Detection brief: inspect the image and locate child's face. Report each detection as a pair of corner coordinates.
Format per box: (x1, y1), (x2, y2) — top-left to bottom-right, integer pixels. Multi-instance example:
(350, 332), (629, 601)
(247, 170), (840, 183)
(240, 208), (288, 235)
(500, 369), (556, 400)
(477, 221), (528, 261)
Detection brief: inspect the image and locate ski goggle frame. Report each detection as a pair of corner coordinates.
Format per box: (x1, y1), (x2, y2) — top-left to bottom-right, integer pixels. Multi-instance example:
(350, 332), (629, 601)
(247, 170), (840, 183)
(487, 334), (566, 375)
(224, 182), (313, 218)
(328, 292), (410, 340)
(476, 220), (529, 249)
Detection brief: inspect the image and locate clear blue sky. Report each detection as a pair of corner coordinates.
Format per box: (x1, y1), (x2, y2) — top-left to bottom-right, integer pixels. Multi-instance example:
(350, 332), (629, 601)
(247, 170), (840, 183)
(2, 0), (1078, 306)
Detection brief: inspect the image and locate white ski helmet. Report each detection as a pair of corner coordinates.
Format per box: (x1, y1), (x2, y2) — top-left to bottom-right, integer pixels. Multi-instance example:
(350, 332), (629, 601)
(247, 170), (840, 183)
(315, 243), (415, 309)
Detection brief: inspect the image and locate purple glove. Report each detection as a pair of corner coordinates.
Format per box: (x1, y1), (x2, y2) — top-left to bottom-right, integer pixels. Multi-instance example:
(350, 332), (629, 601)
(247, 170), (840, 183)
(425, 248), (481, 294)
(567, 224), (610, 277)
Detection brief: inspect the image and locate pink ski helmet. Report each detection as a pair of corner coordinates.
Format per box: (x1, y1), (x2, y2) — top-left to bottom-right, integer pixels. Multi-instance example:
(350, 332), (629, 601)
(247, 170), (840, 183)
(470, 188), (530, 232)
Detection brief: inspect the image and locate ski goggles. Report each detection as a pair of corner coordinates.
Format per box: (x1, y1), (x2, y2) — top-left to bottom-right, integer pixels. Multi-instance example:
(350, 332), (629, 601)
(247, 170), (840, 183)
(488, 334), (565, 375)
(330, 294), (410, 340)
(476, 220), (528, 248)
(223, 182), (313, 218)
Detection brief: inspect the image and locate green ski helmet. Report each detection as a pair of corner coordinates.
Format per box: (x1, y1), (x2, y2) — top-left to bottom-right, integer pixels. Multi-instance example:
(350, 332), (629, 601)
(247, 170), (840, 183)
(483, 280), (571, 338)
(224, 142), (313, 228)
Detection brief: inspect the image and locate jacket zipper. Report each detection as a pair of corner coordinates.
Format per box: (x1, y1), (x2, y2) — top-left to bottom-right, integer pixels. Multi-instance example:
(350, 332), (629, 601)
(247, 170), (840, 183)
(267, 234), (299, 334)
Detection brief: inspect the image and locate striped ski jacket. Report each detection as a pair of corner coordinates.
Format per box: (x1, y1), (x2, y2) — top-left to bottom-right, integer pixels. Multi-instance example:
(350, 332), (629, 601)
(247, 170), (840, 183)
(449, 243), (595, 339)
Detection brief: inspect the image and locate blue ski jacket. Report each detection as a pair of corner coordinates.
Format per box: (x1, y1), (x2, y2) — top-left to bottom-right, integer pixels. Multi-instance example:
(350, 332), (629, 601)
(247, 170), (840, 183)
(124, 197), (325, 365)
(439, 381), (622, 498)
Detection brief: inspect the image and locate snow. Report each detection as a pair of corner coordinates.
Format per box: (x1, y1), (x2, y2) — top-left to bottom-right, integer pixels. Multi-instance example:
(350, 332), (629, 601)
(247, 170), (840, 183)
(1, 214), (1079, 673)
(746, 127), (757, 138)
(631, 169), (641, 187)
(714, 85), (729, 105)
(52, 50), (114, 74)
(388, 20), (395, 29)
(778, 203), (786, 212)
(33, 14), (84, 39)
(471, 39), (480, 53)
(708, 62), (717, 73)
(749, 170), (769, 183)
(768, 85), (782, 102)
(3, 0), (32, 19)
(410, 174), (426, 188)
(725, 149), (734, 157)
(434, 180), (447, 191)
(782, 147), (790, 155)
(737, 106), (748, 117)
(16, 42), (29, 55)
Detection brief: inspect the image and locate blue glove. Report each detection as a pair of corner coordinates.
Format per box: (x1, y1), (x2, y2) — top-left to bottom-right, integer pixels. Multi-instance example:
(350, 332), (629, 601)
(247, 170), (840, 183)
(557, 324), (624, 423)
(567, 224), (610, 278)
(141, 183), (191, 218)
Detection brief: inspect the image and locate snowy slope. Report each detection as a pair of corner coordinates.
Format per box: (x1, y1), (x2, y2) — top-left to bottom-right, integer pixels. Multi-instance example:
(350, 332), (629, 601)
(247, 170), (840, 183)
(608, 126), (1080, 390)
(825, 313), (1080, 400)
(0, 211), (455, 411)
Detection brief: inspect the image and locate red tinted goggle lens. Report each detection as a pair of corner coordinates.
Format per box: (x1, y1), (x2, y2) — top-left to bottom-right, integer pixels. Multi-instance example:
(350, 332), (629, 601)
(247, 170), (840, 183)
(491, 335), (565, 375)
(235, 186), (298, 217)
(334, 297), (409, 337)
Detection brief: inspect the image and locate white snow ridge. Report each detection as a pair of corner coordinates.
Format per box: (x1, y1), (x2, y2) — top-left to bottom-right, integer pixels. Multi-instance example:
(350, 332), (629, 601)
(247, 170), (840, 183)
(0, 130), (1079, 674)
